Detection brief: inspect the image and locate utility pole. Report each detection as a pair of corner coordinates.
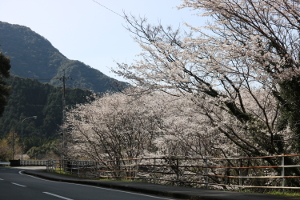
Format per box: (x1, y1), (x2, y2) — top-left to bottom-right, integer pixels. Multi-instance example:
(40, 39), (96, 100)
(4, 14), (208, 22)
(59, 70), (71, 169)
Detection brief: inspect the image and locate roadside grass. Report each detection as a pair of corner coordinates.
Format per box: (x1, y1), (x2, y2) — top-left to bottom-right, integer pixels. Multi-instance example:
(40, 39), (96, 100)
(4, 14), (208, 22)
(49, 169), (142, 182)
(97, 178), (142, 182)
(54, 170), (70, 175)
(0, 165), (10, 167)
(48, 170), (300, 197)
(239, 189), (300, 197)
(49, 169), (75, 177)
(266, 191), (300, 197)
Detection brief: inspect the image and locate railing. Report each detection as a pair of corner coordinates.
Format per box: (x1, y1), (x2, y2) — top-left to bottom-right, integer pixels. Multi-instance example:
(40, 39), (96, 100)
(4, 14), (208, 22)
(20, 160), (47, 166)
(0, 162), (10, 166)
(46, 160), (97, 177)
(46, 154), (300, 190)
(205, 154), (300, 190)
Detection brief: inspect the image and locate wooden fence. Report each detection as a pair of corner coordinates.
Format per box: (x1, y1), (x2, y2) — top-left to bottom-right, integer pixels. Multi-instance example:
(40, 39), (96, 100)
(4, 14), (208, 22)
(46, 154), (300, 190)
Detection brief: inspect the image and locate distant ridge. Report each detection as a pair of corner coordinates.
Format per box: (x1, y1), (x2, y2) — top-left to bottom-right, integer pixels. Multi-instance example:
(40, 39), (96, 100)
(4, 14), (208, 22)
(0, 21), (128, 93)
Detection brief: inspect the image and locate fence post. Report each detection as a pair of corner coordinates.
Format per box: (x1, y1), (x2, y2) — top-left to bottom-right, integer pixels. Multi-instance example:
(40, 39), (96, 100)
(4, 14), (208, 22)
(176, 157), (179, 185)
(77, 160), (79, 177)
(96, 161), (98, 178)
(204, 157), (208, 189)
(281, 155), (285, 191)
(226, 158), (231, 186)
(238, 158), (242, 187)
(135, 158), (139, 180)
(154, 158), (156, 184)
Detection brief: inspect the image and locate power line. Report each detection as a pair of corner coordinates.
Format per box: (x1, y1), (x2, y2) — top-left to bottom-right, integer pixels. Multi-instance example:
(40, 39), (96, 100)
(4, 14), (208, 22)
(92, 0), (124, 18)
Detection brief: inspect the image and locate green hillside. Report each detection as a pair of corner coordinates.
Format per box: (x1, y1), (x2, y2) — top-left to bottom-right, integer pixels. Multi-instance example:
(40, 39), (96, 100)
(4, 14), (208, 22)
(0, 76), (93, 154)
(0, 21), (127, 160)
(0, 21), (127, 93)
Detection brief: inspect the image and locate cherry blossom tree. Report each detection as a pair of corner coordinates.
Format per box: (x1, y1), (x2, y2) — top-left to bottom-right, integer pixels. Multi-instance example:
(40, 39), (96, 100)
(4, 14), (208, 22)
(64, 90), (167, 175)
(64, 88), (235, 177)
(113, 0), (300, 170)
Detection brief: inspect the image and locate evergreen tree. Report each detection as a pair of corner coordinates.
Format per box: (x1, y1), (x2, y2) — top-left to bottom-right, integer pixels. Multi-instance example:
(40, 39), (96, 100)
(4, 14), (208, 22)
(0, 51), (11, 117)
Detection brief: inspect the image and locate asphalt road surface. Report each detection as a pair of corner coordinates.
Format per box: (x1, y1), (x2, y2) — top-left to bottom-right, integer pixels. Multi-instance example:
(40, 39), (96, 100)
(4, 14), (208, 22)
(0, 167), (173, 200)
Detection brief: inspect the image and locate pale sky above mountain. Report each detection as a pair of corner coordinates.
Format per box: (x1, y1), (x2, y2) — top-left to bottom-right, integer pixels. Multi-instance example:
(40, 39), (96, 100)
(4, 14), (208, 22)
(0, 0), (205, 81)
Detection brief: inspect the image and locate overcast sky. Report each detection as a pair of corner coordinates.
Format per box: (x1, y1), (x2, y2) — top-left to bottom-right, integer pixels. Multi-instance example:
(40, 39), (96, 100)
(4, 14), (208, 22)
(0, 0), (206, 81)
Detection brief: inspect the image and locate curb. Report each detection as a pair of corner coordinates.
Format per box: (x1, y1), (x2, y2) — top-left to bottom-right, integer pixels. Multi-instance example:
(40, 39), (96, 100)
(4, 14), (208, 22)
(23, 170), (195, 199)
(23, 170), (298, 200)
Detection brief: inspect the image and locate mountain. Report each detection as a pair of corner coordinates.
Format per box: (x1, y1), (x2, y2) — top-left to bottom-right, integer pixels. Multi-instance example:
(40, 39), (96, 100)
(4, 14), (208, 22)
(0, 21), (127, 93)
(0, 76), (94, 153)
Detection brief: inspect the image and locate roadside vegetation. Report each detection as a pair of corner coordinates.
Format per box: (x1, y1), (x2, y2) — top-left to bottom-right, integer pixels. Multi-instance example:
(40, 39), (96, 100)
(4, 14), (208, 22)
(63, 0), (300, 191)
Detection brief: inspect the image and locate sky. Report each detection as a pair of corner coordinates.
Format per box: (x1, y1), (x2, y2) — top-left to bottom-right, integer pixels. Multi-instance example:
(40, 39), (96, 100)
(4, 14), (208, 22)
(0, 0), (206, 81)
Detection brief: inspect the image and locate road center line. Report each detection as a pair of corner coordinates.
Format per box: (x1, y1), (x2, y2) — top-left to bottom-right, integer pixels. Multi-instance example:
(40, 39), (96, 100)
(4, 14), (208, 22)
(43, 192), (73, 200)
(11, 182), (26, 187)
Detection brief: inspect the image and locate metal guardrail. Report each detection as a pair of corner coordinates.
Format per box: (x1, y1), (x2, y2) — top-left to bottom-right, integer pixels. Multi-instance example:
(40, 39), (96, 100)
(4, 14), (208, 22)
(0, 162), (10, 166)
(20, 160), (47, 166)
(8, 160), (47, 166)
(46, 154), (300, 190)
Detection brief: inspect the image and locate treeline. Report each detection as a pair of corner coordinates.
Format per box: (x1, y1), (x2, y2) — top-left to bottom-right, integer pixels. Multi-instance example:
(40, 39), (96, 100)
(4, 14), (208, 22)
(0, 76), (93, 160)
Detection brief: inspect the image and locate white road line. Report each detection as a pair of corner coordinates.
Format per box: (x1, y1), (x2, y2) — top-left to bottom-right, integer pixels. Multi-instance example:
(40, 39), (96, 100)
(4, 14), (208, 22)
(11, 182), (26, 187)
(43, 192), (73, 200)
(21, 171), (174, 200)
(0, 178), (4, 180)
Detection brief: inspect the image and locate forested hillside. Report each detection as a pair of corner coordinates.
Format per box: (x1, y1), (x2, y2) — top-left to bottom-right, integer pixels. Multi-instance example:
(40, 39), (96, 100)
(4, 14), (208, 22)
(0, 76), (93, 157)
(0, 21), (128, 160)
(0, 21), (127, 93)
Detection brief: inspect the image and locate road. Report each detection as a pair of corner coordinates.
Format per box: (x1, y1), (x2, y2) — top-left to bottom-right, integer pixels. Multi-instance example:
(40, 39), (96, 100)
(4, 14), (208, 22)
(0, 167), (173, 200)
